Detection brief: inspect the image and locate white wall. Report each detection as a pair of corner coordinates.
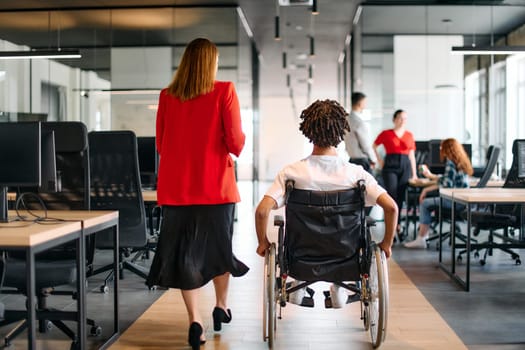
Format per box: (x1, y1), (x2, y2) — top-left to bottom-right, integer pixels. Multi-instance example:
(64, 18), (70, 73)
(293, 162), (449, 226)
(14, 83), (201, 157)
(362, 52), (394, 143)
(110, 47), (172, 135)
(394, 35), (465, 142)
(258, 96), (307, 181)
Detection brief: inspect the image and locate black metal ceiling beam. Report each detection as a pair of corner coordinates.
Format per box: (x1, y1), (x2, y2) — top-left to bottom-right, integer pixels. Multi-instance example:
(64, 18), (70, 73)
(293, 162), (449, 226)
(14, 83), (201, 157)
(0, 3), (237, 13)
(28, 43), (239, 50)
(363, 0), (510, 6)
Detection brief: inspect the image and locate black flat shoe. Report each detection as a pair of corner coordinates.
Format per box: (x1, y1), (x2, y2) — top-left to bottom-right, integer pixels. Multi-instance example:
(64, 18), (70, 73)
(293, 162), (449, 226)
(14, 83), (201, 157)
(188, 322), (205, 350)
(212, 307), (232, 331)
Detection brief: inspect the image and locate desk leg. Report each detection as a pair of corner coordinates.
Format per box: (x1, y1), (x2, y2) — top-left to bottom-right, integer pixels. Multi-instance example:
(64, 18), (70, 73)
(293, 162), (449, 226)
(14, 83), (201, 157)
(405, 189), (409, 239)
(25, 248), (36, 350)
(112, 223), (120, 338)
(466, 203), (471, 292)
(519, 203), (525, 242)
(77, 233), (86, 350)
(451, 199), (456, 274)
(439, 196), (443, 263)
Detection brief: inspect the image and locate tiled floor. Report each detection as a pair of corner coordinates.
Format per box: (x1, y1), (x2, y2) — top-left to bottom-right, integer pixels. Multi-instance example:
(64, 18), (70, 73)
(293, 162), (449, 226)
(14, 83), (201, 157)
(1, 180), (524, 349)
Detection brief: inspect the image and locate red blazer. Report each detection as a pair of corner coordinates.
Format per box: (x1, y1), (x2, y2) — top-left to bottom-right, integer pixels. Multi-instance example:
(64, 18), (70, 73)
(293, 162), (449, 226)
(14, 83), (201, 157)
(374, 129), (415, 155)
(156, 81), (245, 205)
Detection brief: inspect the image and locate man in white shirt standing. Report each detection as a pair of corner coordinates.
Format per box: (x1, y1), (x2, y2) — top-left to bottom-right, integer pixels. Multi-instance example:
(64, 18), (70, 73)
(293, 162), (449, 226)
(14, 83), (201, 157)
(344, 92), (377, 173)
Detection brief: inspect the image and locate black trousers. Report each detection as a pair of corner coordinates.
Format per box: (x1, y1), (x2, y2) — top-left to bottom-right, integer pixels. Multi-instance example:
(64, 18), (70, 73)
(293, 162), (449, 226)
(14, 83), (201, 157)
(382, 154), (411, 218)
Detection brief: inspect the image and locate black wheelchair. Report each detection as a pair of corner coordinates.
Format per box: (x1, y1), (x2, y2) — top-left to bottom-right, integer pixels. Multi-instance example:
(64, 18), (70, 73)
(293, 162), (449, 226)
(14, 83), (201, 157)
(263, 180), (389, 348)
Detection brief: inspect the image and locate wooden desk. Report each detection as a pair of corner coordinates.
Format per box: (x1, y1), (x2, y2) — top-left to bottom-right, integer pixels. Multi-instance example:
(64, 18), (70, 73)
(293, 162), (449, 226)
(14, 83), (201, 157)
(438, 188), (525, 291)
(142, 190), (157, 204)
(0, 218), (83, 350)
(405, 178), (504, 240)
(46, 210), (121, 349)
(0, 210), (119, 349)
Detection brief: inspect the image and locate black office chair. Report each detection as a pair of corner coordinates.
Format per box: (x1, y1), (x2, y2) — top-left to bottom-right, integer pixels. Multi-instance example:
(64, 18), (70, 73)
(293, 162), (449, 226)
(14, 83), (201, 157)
(427, 146), (501, 249)
(88, 131), (150, 292)
(467, 140), (524, 265)
(0, 122), (100, 348)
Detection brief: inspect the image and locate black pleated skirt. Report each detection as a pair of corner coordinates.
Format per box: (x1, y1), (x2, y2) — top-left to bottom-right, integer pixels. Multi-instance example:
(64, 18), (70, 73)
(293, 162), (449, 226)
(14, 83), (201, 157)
(146, 203), (249, 290)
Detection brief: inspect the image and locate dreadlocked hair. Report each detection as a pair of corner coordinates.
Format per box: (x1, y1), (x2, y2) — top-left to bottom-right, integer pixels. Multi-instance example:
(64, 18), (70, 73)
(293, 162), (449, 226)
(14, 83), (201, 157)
(299, 99), (350, 148)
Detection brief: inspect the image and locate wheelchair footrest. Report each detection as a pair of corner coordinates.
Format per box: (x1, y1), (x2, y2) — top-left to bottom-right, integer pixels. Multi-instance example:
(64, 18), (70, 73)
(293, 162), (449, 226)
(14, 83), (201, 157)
(300, 296), (315, 308)
(286, 283), (315, 307)
(346, 293), (361, 304)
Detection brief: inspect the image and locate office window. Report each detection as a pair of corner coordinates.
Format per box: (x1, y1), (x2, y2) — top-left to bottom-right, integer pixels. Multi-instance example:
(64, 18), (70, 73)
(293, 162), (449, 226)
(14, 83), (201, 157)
(506, 53), (525, 170)
(489, 61), (506, 170)
(465, 70), (485, 166)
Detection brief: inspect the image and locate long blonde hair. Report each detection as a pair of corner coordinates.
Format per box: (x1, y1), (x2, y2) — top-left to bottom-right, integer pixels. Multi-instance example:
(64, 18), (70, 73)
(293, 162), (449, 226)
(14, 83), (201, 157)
(440, 138), (474, 175)
(166, 38), (218, 101)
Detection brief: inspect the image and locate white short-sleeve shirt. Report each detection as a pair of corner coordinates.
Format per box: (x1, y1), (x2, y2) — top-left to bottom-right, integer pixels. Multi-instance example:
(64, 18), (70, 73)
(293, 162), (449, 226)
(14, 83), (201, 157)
(265, 155), (386, 208)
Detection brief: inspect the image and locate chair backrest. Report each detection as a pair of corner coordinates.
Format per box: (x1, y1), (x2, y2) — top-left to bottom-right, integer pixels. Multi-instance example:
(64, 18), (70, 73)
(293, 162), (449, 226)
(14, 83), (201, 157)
(475, 145), (500, 188)
(136, 136), (158, 189)
(504, 139), (525, 188)
(486, 140), (525, 224)
(415, 141), (429, 174)
(283, 182), (367, 282)
(89, 131), (147, 248)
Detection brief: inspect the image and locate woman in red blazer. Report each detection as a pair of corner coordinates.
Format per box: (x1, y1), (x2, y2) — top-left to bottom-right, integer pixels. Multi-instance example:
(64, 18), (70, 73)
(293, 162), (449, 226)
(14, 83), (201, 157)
(373, 109), (418, 240)
(146, 38), (249, 349)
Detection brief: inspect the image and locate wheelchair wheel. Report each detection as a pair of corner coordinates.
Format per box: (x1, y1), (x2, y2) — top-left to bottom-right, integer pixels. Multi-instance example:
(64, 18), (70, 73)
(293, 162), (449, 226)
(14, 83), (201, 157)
(368, 245), (389, 348)
(263, 243), (277, 348)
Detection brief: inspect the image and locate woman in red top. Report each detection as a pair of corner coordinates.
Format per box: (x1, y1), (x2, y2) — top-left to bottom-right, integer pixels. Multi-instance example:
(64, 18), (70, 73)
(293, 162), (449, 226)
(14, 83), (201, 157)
(146, 38), (249, 349)
(373, 109), (418, 238)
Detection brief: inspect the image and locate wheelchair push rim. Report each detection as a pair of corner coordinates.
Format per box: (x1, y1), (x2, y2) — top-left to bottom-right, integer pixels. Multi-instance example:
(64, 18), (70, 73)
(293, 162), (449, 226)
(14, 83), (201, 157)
(368, 245), (389, 348)
(263, 243), (277, 348)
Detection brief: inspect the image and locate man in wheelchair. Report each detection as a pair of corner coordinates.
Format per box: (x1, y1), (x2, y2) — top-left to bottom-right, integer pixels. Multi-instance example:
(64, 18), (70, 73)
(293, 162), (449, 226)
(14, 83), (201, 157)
(255, 99), (398, 308)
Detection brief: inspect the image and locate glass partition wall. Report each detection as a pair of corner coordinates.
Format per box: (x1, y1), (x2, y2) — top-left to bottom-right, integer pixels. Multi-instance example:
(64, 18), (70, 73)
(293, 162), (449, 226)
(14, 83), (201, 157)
(0, 5), (255, 180)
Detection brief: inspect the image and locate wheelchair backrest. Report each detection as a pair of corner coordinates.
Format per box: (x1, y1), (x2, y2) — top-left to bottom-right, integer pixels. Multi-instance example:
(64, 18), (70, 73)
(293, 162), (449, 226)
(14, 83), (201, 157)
(283, 181), (368, 282)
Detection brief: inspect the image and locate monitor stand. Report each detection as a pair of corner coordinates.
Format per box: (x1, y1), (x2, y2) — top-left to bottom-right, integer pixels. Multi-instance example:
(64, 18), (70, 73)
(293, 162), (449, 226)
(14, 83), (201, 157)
(1, 186), (9, 222)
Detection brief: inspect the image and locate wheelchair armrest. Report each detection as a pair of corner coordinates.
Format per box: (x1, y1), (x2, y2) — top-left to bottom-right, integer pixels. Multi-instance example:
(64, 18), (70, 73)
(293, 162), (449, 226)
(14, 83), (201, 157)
(274, 215), (284, 227)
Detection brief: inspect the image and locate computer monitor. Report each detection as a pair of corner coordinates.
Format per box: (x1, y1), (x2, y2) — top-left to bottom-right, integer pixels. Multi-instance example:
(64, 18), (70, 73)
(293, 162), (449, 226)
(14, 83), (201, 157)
(137, 136), (158, 189)
(0, 123), (58, 222)
(40, 130), (58, 193)
(0, 122), (41, 222)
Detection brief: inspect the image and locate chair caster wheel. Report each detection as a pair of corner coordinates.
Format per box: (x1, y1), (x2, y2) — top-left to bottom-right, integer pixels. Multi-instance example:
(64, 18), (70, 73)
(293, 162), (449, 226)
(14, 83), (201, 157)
(474, 252), (479, 259)
(457, 255), (463, 262)
(515, 259), (521, 265)
(90, 325), (102, 336)
(479, 259), (486, 266)
(100, 285), (109, 293)
(70, 341), (80, 350)
(148, 285), (157, 291)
